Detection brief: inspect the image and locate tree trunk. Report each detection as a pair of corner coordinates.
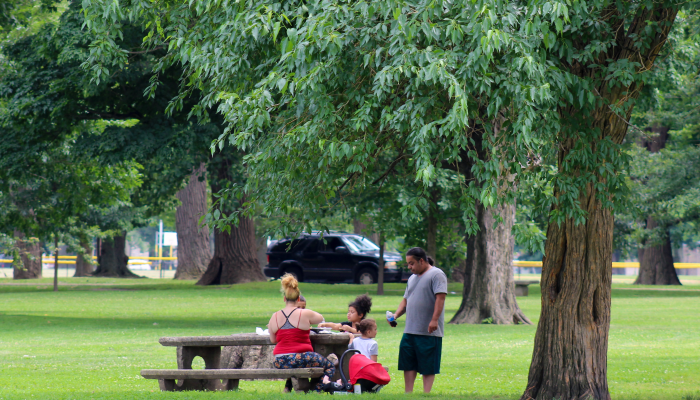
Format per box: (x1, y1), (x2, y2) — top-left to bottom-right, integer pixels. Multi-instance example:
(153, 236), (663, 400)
(196, 156), (266, 286)
(426, 187), (439, 261)
(640, 125), (670, 153)
(521, 6), (677, 399)
(74, 236), (94, 277)
(196, 212), (266, 285)
(353, 219), (380, 244)
(53, 235), (59, 292)
(450, 201), (530, 325)
(634, 219), (680, 285)
(633, 126), (680, 285)
(521, 184), (613, 400)
(377, 233), (385, 295)
(93, 231), (139, 277)
(174, 162), (210, 280)
(12, 230), (42, 279)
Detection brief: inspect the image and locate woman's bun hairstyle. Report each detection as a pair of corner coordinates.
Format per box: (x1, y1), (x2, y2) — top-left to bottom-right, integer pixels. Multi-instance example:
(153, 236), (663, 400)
(426, 256), (435, 266)
(349, 294), (372, 319)
(280, 273), (300, 301)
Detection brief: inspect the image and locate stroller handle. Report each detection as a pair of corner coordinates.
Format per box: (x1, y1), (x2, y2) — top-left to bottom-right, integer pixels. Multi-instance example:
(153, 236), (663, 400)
(339, 349), (361, 387)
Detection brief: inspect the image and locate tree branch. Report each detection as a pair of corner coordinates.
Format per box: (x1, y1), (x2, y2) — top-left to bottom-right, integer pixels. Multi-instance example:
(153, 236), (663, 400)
(371, 153), (407, 185)
(77, 111), (143, 121)
(128, 46), (163, 55)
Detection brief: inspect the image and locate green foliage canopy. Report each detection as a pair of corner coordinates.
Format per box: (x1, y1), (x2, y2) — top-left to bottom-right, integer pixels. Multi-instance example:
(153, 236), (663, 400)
(81, 0), (685, 240)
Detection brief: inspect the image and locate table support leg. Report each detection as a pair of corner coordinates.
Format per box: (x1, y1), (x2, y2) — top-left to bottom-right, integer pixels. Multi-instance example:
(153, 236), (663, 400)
(292, 377), (312, 392)
(159, 379), (176, 391)
(224, 379), (240, 390)
(177, 346), (221, 369)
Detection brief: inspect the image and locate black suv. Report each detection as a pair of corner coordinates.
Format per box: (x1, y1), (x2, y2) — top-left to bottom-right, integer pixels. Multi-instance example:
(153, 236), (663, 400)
(264, 233), (410, 284)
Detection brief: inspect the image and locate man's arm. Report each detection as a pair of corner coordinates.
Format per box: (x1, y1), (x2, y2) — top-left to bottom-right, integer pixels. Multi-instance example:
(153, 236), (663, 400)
(394, 298), (407, 320)
(388, 298), (407, 326)
(427, 293), (446, 334)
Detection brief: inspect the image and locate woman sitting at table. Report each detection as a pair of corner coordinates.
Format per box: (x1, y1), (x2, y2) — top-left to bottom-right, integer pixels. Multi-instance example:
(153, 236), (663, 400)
(268, 274), (334, 392)
(318, 294), (372, 334)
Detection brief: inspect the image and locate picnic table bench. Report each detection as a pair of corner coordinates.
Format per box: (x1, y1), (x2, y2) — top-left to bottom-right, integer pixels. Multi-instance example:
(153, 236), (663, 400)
(141, 333), (354, 392)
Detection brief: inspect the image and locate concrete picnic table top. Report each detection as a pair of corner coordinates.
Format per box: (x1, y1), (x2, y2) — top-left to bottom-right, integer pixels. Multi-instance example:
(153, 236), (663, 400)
(159, 332), (353, 347)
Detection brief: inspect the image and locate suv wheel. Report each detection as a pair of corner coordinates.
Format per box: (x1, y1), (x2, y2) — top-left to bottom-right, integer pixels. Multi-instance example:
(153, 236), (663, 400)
(282, 266), (303, 282)
(356, 268), (377, 285)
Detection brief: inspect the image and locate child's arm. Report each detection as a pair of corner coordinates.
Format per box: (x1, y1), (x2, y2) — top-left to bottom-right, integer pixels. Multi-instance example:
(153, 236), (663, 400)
(347, 333), (354, 345)
(369, 341), (378, 362)
(338, 324), (358, 334)
(318, 322), (342, 330)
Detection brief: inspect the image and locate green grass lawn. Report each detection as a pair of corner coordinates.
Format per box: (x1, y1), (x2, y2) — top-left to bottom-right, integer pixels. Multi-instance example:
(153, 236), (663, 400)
(1, 278), (699, 400)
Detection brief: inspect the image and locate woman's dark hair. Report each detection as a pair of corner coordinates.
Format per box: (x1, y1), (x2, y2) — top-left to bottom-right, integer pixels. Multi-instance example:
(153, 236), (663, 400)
(349, 294), (372, 319)
(406, 247), (435, 265)
(358, 319), (377, 334)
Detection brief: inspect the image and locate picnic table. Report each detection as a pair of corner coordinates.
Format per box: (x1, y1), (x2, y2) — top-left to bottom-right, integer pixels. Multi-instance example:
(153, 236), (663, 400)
(141, 333), (353, 392)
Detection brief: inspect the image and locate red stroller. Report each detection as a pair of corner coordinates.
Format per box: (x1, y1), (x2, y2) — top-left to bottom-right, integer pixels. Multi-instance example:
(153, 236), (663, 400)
(324, 349), (391, 394)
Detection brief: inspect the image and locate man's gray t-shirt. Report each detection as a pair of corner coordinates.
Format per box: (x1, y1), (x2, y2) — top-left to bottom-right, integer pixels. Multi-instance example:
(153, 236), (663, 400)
(403, 266), (448, 337)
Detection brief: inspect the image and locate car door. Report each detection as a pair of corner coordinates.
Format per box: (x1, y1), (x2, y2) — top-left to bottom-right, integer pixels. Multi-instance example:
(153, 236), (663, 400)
(298, 238), (325, 280)
(318, 237), (355, 281)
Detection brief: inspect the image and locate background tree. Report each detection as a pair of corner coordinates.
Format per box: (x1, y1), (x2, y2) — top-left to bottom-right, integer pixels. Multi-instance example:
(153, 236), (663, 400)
(197, 153), (266, 285)
(615, 11), (700, 285)
(1, 2), (263, 281)
(174, 163), (210, 279)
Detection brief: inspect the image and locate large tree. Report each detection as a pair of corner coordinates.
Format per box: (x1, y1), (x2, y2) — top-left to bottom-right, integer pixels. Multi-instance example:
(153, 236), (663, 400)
(197, 153), (266, 285)
(174, 163), (210, 280)
(81, 0), (684, 398)
(618, 11), (700, 285)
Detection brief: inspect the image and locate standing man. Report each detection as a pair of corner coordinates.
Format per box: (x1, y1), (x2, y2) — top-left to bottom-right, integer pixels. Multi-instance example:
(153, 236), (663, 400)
(389, 247), (447, 393)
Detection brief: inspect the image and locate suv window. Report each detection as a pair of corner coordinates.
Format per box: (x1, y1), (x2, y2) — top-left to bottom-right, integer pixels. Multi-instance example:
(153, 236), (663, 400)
(342, 235), (380, 252)
(319, 237), (344, 253)
(270, 239), (309, 253)
(304, 239), (321, 253)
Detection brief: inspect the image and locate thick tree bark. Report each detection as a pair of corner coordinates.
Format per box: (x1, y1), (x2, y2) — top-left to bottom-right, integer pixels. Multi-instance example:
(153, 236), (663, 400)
(197, 156), (266, 286)
(633, 126), (680, 285)
(523, 186), (614, 400)
(450, 201), (530, 325)
(521, 6), (677, 400)
(92, 231), (139, 277)
(174, 162), (210, 280)
(74, 236), (94, 277)
(12, 230), (42, 279)
(447, 114), (528, 324)
(196, 212), (265, 285)
(634, 219), (680, 285)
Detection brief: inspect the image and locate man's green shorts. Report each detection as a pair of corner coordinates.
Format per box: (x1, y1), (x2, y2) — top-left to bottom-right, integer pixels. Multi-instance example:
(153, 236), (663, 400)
(398, 333), (442, 375)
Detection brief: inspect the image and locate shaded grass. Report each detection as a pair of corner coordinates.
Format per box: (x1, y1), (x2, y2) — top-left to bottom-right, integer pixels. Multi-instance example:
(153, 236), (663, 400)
(0, 280), (698, 399)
